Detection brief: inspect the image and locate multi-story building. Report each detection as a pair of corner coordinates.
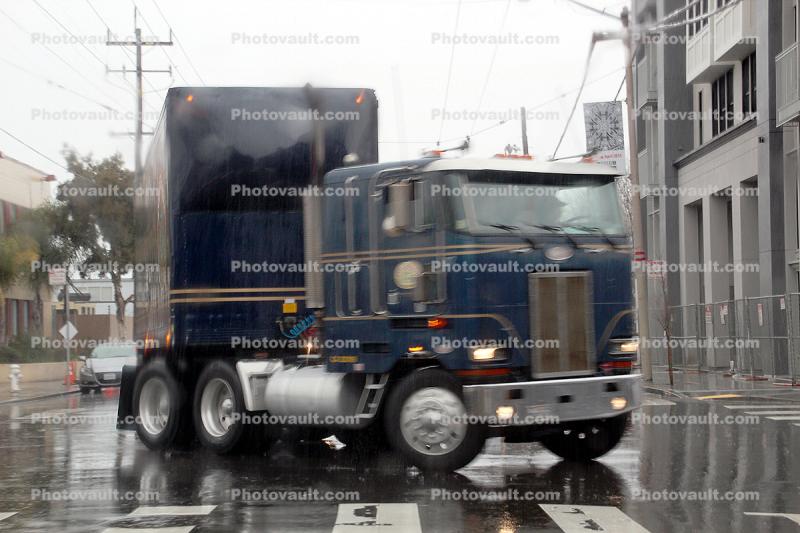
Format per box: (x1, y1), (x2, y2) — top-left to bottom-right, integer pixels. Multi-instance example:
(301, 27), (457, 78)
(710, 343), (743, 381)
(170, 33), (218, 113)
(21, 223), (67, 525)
(0, 150), (55, 341)
(634, 0), (797, 376)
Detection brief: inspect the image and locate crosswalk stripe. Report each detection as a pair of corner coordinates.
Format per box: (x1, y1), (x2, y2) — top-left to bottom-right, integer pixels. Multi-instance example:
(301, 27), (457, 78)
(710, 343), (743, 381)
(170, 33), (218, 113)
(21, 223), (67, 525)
(723, 405), (800, 410)
(333, 504), (421, 533)
(102, 526), (197, 533)
(743, 411), (800, 416)
(745, 512), (800, 525)
(540, 505), (650, 533)
(127, 506), (217, 517)
(0, 512), (16, 521)
(765, 416), (800, 421)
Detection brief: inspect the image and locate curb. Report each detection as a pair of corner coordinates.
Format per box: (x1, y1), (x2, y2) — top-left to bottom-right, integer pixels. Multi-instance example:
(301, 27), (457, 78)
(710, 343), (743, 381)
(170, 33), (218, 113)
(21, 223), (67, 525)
(0, 388), (80, 405)
(642, 385), (688, 400)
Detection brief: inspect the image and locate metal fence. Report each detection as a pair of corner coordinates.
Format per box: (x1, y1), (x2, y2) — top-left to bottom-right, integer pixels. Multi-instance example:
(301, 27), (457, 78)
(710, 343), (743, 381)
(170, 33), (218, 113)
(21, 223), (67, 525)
(660, 293), (800, 382)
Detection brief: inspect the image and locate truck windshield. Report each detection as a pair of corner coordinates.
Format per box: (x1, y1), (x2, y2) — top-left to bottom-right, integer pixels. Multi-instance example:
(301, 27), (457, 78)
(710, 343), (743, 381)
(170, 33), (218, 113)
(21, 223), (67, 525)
(447, 171), (627, 236)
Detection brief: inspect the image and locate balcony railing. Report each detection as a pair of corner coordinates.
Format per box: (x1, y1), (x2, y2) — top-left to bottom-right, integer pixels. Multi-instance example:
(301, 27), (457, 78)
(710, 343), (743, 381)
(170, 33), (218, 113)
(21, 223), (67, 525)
(686, 24), (713, 83)
(636, 56), (657, 109)
(713, 0), (756, 62)
(776, 43), (800, 127)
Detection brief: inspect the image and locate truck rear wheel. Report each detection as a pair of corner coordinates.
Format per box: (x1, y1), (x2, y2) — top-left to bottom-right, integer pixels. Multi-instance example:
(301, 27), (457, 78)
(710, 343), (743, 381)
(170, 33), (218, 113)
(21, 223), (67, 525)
(193, 361), (252, 454)
(133, 359), (192, 450)
(539, 413), (629, 461)
(384, 368), (485, 472)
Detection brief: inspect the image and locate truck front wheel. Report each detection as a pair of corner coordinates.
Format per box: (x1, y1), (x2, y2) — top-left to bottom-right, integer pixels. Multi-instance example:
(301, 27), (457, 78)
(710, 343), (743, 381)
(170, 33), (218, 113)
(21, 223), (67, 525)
(539, 413), (630, 461)
(193, 361), (252, 454)
(133, 359), (192, 450)
(384, 368), (485, 472)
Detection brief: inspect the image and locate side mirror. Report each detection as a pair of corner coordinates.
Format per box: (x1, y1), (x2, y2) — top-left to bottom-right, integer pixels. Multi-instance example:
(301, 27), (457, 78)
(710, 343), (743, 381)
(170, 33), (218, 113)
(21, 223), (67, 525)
(384, 181), (411, 234)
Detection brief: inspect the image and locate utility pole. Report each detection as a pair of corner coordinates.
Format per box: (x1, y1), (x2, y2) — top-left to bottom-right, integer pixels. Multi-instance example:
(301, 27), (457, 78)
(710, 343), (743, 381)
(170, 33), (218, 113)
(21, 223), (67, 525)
(520, 106), (530, 156)
(106, 8), (172, 180)
(621, 7), (651, 381)
(588, 7), (651, 381)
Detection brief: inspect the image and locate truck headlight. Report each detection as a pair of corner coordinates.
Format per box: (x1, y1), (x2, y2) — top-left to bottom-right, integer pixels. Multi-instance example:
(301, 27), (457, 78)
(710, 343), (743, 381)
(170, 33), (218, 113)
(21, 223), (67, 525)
(609, 338), (638, 355)
(469, 347), (508, 361)
(619, 340), (639, 353)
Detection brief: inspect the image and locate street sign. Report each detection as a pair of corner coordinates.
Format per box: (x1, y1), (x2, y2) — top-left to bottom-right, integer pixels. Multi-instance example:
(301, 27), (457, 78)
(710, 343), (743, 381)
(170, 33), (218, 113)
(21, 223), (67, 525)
(48, 268), (66, 286)
(59, 322), (78, 341)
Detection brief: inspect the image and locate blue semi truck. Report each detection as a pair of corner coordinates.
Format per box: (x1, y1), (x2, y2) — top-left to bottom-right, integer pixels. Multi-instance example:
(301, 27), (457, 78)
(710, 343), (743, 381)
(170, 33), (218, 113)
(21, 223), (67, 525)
(118, 86), (641, 472)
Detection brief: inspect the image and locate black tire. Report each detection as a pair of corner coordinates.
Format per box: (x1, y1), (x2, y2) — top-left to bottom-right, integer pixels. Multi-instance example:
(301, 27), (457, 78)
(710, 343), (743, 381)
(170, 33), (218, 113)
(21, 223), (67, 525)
(80, 386), (92, 394)
(384, 368), (485, 472)
(539, 413), (630, 461)
(193, 361), (253, 454)
(132, 359), (193, 450)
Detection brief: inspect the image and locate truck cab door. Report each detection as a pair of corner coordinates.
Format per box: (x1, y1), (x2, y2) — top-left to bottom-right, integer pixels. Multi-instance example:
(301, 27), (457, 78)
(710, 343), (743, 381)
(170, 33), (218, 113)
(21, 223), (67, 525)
(373, 176), (446, 318)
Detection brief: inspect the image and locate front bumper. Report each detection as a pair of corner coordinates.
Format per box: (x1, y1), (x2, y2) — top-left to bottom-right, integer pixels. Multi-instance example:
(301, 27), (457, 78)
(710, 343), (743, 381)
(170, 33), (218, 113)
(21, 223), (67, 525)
(462, 373), (641, 426)
(79, 368), (121, 387)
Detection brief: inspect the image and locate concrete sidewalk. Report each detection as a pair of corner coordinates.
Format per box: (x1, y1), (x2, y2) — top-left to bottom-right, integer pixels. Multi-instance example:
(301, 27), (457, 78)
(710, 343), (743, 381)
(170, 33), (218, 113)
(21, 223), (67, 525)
(0, 380), (79, 405)
(644, 367), (800, 402)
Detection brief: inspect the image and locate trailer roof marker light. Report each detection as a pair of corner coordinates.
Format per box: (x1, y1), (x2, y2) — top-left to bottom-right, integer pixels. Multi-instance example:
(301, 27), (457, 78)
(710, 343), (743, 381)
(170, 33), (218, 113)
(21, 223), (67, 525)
(355, 89), (365, 105)
(185, 94), (194, 102)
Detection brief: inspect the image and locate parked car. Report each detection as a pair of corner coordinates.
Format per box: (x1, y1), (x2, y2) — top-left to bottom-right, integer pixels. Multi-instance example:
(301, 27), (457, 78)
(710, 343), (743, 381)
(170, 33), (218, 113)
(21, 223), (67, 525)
(79, 343), (137, 393)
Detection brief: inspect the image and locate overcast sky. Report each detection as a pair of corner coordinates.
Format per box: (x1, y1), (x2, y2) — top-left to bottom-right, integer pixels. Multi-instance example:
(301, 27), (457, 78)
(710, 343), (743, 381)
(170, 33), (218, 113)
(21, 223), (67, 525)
(0, 0), (631, 183)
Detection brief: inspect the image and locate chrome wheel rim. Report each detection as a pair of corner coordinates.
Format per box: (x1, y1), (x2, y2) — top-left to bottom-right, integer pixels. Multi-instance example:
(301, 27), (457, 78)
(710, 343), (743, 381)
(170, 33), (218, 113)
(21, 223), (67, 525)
(200, 378), (235, 438)
(400, 387), (468, 456)
(139, 377), (170, 436)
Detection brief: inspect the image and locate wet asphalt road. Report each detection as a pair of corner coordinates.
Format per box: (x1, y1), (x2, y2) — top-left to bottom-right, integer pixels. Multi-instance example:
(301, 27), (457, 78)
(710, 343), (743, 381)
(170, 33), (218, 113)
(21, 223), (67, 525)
(0, 390), (799, 532)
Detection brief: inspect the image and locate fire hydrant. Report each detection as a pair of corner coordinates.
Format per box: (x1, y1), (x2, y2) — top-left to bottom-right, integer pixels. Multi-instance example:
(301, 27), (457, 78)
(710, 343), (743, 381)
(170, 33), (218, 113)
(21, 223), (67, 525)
(9, 364), (22, 393)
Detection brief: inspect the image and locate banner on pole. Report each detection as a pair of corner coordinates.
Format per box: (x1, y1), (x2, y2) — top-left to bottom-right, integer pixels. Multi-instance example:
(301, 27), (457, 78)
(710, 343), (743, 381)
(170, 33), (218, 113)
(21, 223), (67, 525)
(583, 101), (626, 172)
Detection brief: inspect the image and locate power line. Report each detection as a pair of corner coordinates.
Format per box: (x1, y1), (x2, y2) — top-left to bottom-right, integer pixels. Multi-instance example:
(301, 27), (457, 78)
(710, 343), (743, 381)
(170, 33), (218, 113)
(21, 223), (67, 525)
(614, 73), (625, 101)
(648, 0), (743, 32)
(0, 6), (130, 110)
(0, 126), (72, 175)
(437, 0), (464, 144)
(0, 56), (120, 113)
(438, 65), (624, 146)
(149, 0), (206, 85)
(563, 0), (620, 21)
(551, 37), (597, 160)
(469, 0), (512, 135)
(33, 0), (108, 69)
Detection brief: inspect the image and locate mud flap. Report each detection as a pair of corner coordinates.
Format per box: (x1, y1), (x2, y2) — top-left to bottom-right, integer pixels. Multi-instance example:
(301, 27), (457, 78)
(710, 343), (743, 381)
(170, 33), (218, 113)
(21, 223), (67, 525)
(117, 364), (137, 430)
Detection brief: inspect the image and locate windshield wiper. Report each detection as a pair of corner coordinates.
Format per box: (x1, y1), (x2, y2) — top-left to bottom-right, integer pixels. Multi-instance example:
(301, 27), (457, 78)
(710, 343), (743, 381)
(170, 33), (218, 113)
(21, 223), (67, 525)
(523, 223), (578, 247)
(565, 224), (617, 247)
(483, 223), (538, 249)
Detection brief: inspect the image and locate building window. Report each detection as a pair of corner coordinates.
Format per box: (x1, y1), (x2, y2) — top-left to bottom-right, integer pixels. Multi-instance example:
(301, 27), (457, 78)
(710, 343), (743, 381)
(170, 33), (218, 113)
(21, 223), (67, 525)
(698, 90), (704, 145)
(742, 52), (757, 116)
(712, 69), (734, 136)
(8, 300), (18, 338)
(688, 0), (709, 38)
(21, 300), (29, 335)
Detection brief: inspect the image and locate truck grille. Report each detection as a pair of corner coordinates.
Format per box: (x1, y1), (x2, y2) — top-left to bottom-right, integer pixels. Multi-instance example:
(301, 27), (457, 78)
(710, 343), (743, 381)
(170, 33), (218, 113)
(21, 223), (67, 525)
(528, 271), (595, 378)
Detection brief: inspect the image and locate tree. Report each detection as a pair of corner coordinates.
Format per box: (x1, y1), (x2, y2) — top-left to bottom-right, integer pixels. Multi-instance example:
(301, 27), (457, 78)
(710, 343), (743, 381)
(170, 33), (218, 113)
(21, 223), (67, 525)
(60, 149), (135, 338)
(14, 203), (92, 335)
